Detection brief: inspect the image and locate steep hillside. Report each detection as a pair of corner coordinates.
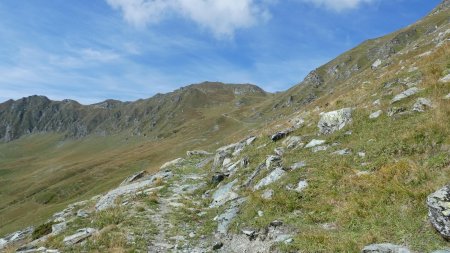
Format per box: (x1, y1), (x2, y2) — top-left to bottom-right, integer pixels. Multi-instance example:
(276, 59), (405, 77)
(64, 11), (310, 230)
(1, 1), (450, 252)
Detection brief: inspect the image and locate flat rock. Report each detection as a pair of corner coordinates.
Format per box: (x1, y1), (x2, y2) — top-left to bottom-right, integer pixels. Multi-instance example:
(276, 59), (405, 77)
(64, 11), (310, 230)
(318, 108), (352, 134)
(210, 179), (239, 208)
(254, 167), (286, 190)
(63, 228), (97, 245)
(391, 87), (421, 103)
(362, 243), (411, 253)
(427, 184), (450, 240)
(305, 139), (326, 148)
(290, 161), (306, 170)
(370, 110), (383, 119)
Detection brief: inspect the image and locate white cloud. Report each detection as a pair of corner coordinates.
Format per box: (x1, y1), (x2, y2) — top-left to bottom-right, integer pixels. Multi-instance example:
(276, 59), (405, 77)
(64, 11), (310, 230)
(299, 0), (374, 12)
(105, 0), (270, 38)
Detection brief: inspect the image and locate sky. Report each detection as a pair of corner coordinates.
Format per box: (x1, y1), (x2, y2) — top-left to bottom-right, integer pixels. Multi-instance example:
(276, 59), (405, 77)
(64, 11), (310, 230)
(0, 0), (442, 104)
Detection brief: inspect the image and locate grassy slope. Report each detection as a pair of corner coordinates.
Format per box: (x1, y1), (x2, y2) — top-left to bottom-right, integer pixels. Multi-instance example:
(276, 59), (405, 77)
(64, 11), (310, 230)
(0, 96), (267, 235)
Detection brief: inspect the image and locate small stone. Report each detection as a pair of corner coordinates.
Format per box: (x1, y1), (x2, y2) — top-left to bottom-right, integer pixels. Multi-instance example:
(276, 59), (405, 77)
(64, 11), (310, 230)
(372, 59), (382, 69)
(282, 136), (303, 149)
(212, 241), (223, 250)
(258, 211), (264, 217)
(373, 99), (381, 106)
(369, 110), (383, 119)
(261, 189), (274, 200)
(266, 155), (281, 169)
(412, 97), (432, 112)
(312, 145), (329, 152)
(305, 139), (326, 148)
(333, 149), (352, 155)
(444, 93), (450, 100)
(241, 228), (256, 237)
(358, 152), (366, 158)
(387, 107), (407, 117)
(212, 173), (226, 184)
(290, 161), (306, 170)
(186, 150), (212, 157)
(295, 180), (308, 192)
(274, 147), (285, 156)
(270, 220), (283, 227)
(77, 209), (89, 218)
(271, 130), (291, 142)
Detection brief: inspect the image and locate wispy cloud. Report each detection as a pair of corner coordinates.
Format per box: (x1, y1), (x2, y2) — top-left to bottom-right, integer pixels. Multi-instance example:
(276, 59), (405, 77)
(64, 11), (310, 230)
(298, 0), (375, 12)
(105, 0), (271, 38)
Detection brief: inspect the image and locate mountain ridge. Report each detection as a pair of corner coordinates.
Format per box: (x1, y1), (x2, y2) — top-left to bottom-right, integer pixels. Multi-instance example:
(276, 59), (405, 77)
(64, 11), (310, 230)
(0, 82), (269, 142)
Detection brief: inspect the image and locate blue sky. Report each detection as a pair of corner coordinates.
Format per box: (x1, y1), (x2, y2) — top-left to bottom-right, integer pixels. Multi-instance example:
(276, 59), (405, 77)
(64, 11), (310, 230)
(0, 0), (441, 104)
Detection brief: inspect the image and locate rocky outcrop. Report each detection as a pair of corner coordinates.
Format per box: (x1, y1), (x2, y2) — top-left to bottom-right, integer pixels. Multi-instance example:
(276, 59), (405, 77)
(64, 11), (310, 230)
(318, 108), (352, 134)
(0, 227), (33, 250)
(95, 170), (172, 211)
(427, 184), (450, 240)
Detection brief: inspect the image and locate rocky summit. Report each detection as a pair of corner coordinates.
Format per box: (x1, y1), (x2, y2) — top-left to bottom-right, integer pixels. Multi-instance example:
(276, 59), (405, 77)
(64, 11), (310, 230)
(1, 1), (450, 253)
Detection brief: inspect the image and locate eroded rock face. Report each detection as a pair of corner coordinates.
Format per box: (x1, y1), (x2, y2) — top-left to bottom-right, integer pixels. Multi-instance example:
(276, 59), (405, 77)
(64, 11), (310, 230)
(427, 184), (450, 240)
(362, 243), (411, 253)
(318, 108), (352, 135)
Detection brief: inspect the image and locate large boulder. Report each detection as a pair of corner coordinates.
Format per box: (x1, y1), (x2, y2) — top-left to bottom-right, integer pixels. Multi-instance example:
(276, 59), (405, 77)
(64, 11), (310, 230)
(362, 243), (411, 253)
(318, 108), (352, 134)
(427, 184), (450, 240)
